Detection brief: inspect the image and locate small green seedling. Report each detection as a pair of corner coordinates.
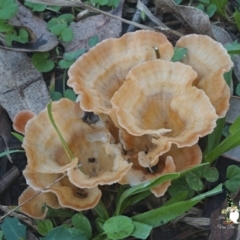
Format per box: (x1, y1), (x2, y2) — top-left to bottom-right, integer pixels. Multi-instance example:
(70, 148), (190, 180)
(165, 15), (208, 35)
(37, 219), (53, 236)
(90, 0), (120, 8)
(24, 1), (47, 12)
(171, 47), (187, 62)
(59, 48), (86, 69)
(0, 0), (18, 20)
(0, 217), (26, 240)
(32, 52), (55, 72)
(225, 165), (240, 193)
(47, 14), (74, 42)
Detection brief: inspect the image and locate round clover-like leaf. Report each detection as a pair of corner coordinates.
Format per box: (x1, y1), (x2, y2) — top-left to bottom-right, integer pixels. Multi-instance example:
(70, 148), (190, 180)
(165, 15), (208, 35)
(103, 216), (134, 240)
(185, 172), (204, 192)
(32, 52), (55, 72)
(37, 219), (53, 236)
(0, 0), (18, 20)
(64, 89), (76, 101)
(202, 166), (219, 182)
(71, 213), (92, 240)
(61, 28), (74, 42)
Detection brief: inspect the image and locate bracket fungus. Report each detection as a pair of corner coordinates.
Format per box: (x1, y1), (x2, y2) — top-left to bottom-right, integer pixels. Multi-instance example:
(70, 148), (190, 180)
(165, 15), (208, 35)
(19, 99), (131, 217)
(112, 59), (218, 167)
(18, 30), (234, 218)
(68, 30), (174, 115)
(176, 34), (233, 118)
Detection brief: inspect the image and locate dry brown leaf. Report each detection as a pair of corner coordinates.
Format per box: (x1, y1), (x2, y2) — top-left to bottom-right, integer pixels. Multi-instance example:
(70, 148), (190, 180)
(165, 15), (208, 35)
(62, 0), (123, 52)
(24, 0), (79, 6)
(0, 49), (50, 120)
(0, 1), (58, 52)
(0, 106), (12, 162)
(155, 0), (214, 37)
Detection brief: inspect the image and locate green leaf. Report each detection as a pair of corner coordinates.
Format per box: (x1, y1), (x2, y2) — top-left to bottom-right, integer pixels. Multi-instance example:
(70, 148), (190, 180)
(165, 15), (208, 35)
(11, 132), (24, 142)
(140, 10), (146, 21)
(0, 19), (13, 32)
(206, 4), (217, 17)
(115, 173), (180, 215)
(94, 200), (109, 220)
(98, 0), (109, 6)
(202, 166), (219, 182)
(1, 217), (26, 240)
(225, 165), (240, 193)
(58, 14), (74, 23)
(168, 177), (195, 199)
(222, 124), (230, 137)
(107, 0), (120, 7)
(47, 18), (62, 30)
(59, 59), (74, 69)
(198, 0), (210, 4)
(103, 216), (134, 240)
(64, 49), (86, 61)
(236, 83), (240, 96)
(163, 190), (189, 206)
(0, 231), (3, 240)
(204, 117), (226, 155)
(224, 41), (240, 55)
(171, 47), (187, 62)
(17, 28), (29, 43)
(37, 219), (53, 236)
(0, 0), (18, 20)
(24, 1), (47, 12)
(42, 226), (88, 240)
(47, 6), (61, 12)
(185, 172), (204, 191)
(32, 52), (55, 72)
(196, 4), (205, 12)
(47, 101), (74, 160)
(0, 149), (25, 158)
(131, 221), (153, 239)
(46, 207), (74, 218)
(61, 27), (74, 42)
(88, 35), (99, 48)
(5, 28), (29, 47)
(234, 9), (240, 31)
(132, 184), (222, 227)
(51, 91), (62, 101)
(204, 115), (240, 163)
(64, 89), (76, 101)
(209, 0), (227, 16)
(173, 0), (182, 4)
(50, 24), (66, 36)
(72, 214), (92, 240)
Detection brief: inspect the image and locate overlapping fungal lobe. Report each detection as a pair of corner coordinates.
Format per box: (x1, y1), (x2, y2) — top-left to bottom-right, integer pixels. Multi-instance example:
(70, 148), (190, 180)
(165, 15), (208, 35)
(18, 187), (61, 219)
(112, 59), (218, 167)
(13, 110), (35, 134)
(22, 99), (84, 173)
(68, 30), (174, 115)
(119, 144), (202, 197)
(21, 167), (102, 212)
(176, 34), (234, 118)
(23, 98), (131, 188)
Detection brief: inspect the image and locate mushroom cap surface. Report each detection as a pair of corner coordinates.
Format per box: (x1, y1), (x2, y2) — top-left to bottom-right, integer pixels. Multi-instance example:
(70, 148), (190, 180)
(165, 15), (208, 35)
(18, 187), (60, 219)
(68, 30), (174, 114)
(176, 34), (233, 117)
(112, 59), (217, 166)
(13, 110), (35, 134)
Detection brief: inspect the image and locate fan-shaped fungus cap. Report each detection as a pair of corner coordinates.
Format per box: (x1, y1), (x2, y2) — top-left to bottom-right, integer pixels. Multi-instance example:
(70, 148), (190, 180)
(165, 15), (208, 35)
(18, 187), (61, 219)
(120, 144), (201, 197)
(112, 59), (218, 167)
(13, 110), (35, 135)
(68, 30), (174, 115)
(67, 143), (132, 188)
(176, 34), (233, 118)
(22, 167), (102, 211)
(23, 98), (131, 187)
(23, 99), (90, 173)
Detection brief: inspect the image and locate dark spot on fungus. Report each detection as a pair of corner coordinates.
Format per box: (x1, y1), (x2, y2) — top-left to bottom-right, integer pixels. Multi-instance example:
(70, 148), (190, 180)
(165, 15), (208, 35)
(75, 189), (88, 198)
(88, 158), (96, 163)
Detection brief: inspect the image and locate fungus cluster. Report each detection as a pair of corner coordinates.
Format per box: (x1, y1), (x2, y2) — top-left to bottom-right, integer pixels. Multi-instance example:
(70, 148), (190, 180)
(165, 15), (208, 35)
(17, 30), (233, 218)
